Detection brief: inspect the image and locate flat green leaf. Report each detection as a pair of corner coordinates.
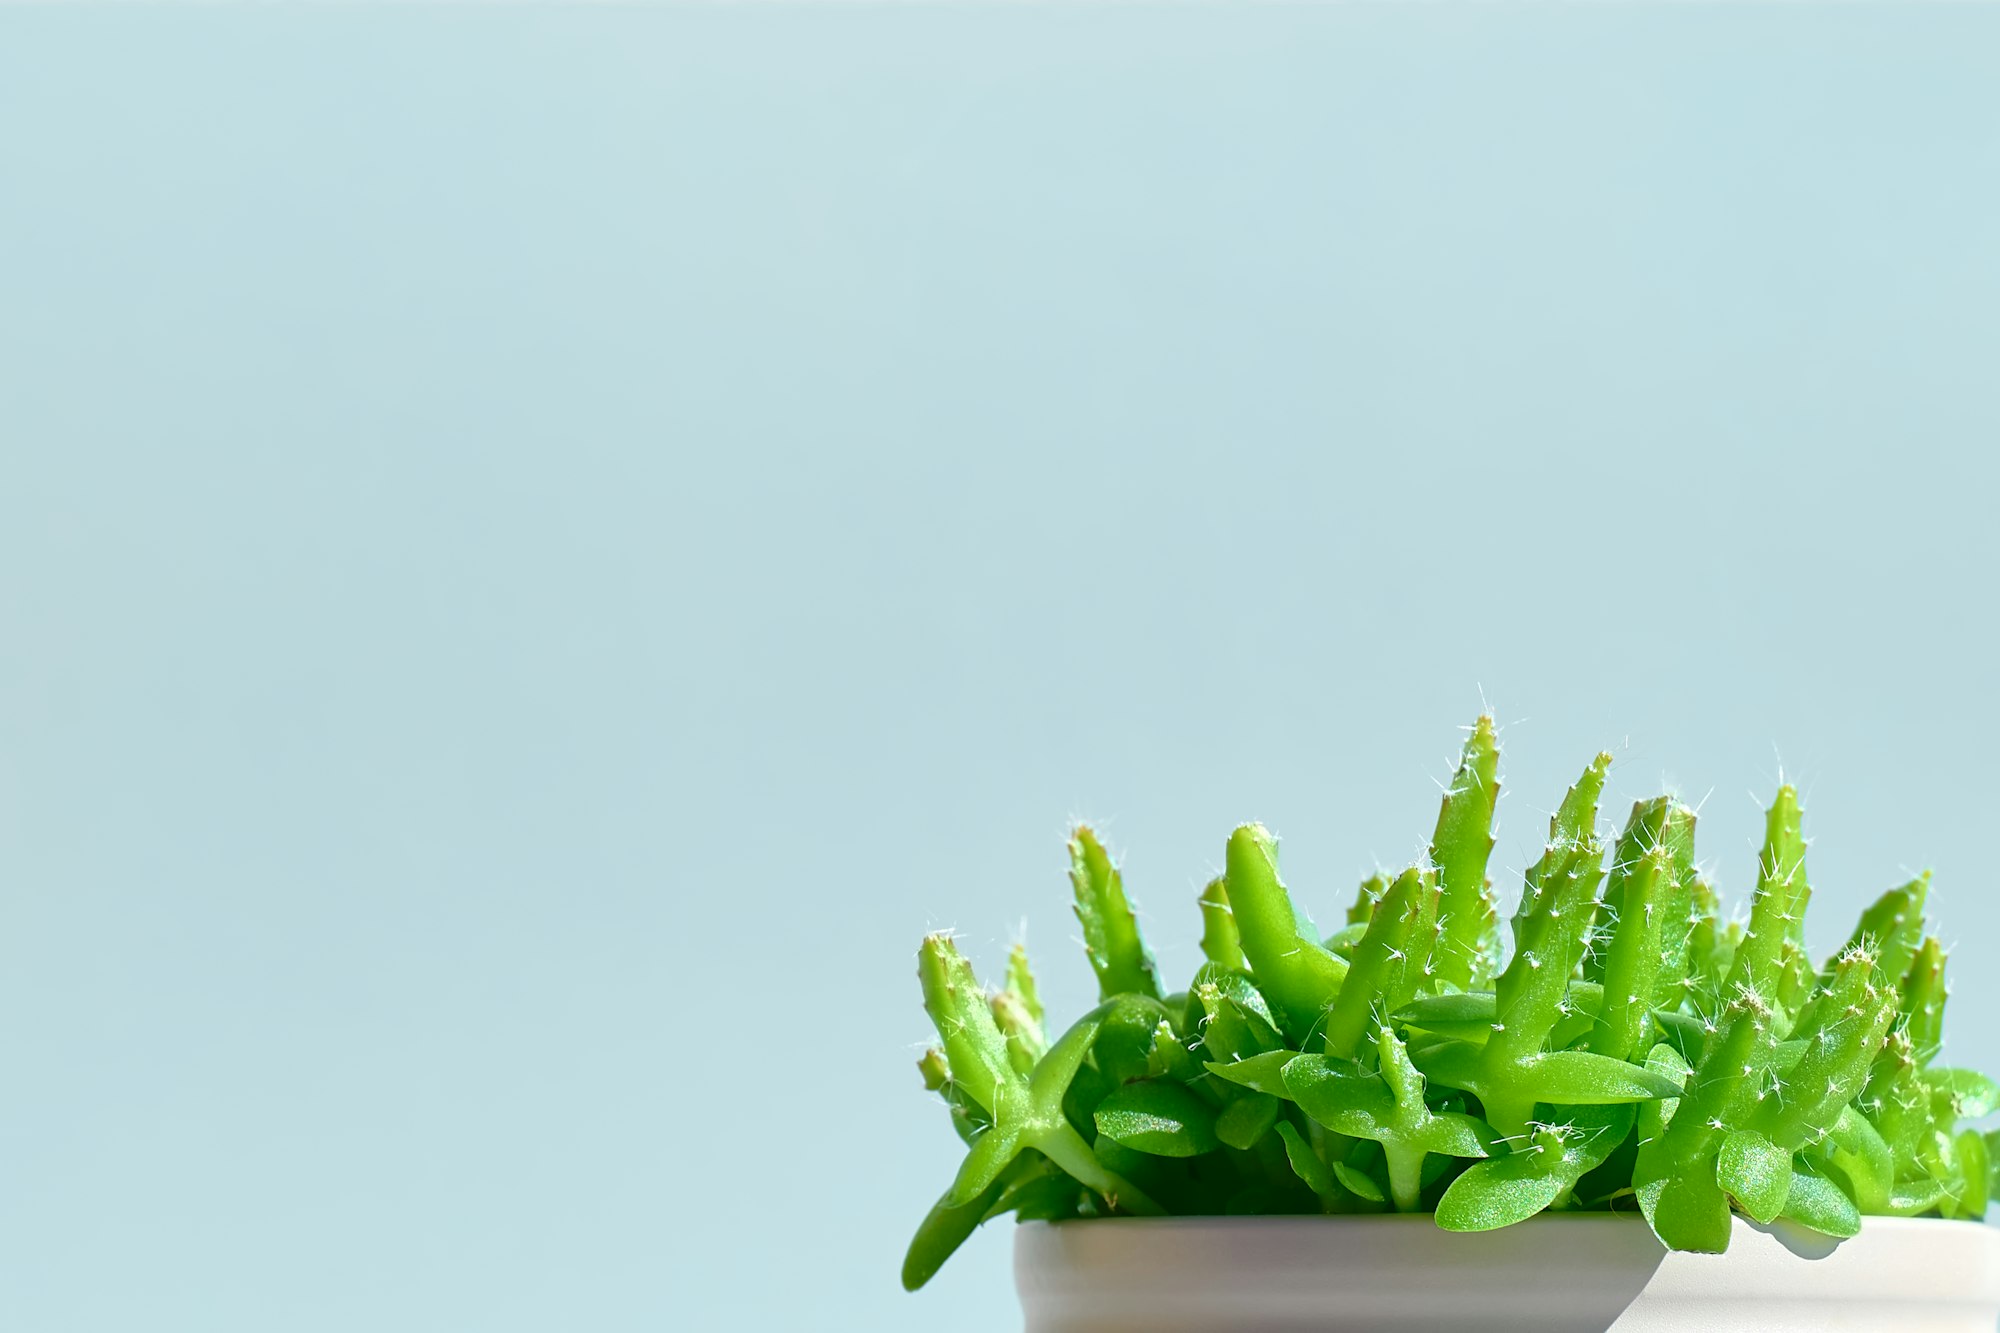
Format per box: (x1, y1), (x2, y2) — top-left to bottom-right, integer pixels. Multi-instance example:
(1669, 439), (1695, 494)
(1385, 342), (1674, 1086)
(1643, 1171), (1733, 1252)
(1406, 1038), (1485, 1093)
(1558, 1104), (1640, 1175)
(1204, 1050), (1302, 1098)
(1093, 1081), (1219, 1158)
(1274, 1121), (1335, 1197)
(1717, 1130), (1791, 1224)
(1394, 991), (1497, 1043)
(1281, 1055), (1394, 1133)
(945, 1121), (1023, 1206)
(1524, 1050), (1684, 1104)
(1214, 1092), (1282, 1151)
(1332, 1162), (1386, 1204)
(1437, 1108), (1630, 1231)
(1888, 1176), (1951, 1216)
(1418, 1111), (1498, 1160)
(1435, 1153), (1568, 1231)
(901, 1171), (1012, 1291)
(1781, 1167), (1861, 1239)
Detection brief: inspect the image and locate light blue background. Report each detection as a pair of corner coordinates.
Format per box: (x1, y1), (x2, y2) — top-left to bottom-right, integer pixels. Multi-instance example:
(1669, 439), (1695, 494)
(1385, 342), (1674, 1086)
(3, 5), (1997, 1330)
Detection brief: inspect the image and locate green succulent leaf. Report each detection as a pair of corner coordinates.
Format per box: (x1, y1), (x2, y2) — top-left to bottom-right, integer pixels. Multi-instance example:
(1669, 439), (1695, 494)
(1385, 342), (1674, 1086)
(1436, 1153), (1571, 1231)
(1331, 1162), (1387, 1204)
(1205, 1050), (1302, 1099)
(1393, 991), (1501, 1044)
(1640, 1169), (1734, 1253)
(1213, 1091), (1282, 1151)
(1781, 1165), (1862, 1239)
(1521, 1050), (1684, 1105)
(1275, 1122), (1336, 1197)
(1716, 1130), (1792, 1224)
(1093, 1080), (1220, 1158)
(1439, 1105), (1634, 1232)
(901, 1167), (1015, 1292)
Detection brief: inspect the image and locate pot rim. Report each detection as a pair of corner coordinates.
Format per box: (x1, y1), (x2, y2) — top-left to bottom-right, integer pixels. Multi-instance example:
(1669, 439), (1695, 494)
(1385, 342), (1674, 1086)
(1019, 1211), (1990, 1232)
(1016, 1213), (2000, 1298)
(1014, 1213), (2000, 1330)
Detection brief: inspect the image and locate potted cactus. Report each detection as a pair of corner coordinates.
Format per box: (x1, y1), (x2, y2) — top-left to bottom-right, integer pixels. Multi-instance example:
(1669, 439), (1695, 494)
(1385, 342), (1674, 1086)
(902, 718), (2000, 1330)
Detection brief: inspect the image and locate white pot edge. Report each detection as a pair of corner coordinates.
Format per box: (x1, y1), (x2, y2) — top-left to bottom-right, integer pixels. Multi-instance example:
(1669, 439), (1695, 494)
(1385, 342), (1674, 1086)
(1015, 1213), (2000, 1332)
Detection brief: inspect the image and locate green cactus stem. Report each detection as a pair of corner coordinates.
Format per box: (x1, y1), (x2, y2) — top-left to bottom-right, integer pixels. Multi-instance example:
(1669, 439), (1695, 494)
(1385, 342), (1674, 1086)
(1069, 825), (1163, 1001)
(1795, 876), (1929, 1035)
(1223, 823), (1349, 1043)
(1751, 949), (1898, 1152)
(1634, 983), (1780, 1252)
(992, 943), (1048, 1075)
(1322, 866), (1437, 1059)
(1430, 715), (1501, 991)
(1347, 871), (1389, 929)
(1585, 810), (1673, 1061)
(1197, 876), (1244, 970)
(1412, 755), (1679, 1139)
(1725, 787), (1810, 1010)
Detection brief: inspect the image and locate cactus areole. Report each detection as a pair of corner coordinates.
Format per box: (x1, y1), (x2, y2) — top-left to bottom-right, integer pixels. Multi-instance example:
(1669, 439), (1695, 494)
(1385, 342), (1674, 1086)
(901, 718), (1999, 1298)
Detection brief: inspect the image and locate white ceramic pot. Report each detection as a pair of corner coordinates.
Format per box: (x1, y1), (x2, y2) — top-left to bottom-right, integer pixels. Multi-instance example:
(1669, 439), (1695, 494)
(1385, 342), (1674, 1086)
(1016, 1214), (2000, 1332)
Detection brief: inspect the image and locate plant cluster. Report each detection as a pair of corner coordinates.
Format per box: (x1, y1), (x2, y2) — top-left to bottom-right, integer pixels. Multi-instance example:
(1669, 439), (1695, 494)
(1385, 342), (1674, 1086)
(902, 717), (1999, 1289)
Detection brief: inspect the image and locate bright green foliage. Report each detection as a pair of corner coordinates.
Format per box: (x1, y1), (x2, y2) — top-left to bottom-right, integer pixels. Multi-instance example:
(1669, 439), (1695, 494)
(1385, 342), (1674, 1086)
(1222, 823), (1349, 1039)
(1196, 877), (1243, 971)
(1431, 715), (1501, 990)
(900, 719), (1998, 1289)
(1347, 872), (1389, 928)
(1068, 825), (1162, 1001)
(991, 943), (1047, 1076)
(1323, 867), (1436, 1059)
(1438, 1104), (1634, 1231)
(1284, 1026), (1496, 1211)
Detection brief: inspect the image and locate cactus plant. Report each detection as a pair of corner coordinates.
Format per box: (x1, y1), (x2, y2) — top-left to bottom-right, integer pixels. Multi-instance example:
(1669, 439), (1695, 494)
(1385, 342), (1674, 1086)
(902, 718), (1998, 1289)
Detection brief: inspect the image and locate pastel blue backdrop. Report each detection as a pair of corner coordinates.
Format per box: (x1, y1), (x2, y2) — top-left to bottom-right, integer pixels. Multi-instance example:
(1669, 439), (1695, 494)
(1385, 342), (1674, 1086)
(3, 6), (1996, 1330)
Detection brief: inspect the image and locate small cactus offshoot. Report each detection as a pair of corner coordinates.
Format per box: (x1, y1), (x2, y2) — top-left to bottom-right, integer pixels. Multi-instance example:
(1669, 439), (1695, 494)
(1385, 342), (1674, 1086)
(901, 718), (1999, 1289)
